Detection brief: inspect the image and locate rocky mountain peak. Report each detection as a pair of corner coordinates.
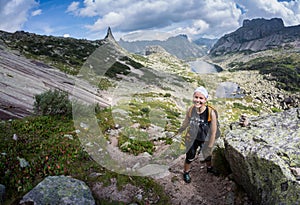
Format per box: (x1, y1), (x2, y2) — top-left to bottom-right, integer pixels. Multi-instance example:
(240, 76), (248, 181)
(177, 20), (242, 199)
(242, 18), (284, 29)
(170, 34), (188, 39)
(209, 17), (300, 56)
(238, 18), (285, 40)
(104, 27), (117, 43)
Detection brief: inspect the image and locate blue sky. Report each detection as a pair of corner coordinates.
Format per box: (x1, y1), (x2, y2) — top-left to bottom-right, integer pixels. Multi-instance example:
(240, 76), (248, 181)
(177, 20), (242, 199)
(0, 0), (298, 41)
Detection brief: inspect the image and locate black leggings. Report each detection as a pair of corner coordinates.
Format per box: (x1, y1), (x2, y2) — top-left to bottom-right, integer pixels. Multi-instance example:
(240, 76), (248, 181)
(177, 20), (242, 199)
(185, 140), (211, 164)
(185, 140), (203, 163)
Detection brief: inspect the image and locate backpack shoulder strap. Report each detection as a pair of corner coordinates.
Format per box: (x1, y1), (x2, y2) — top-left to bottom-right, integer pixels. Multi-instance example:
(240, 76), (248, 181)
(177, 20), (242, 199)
(207, 105), (217, 122)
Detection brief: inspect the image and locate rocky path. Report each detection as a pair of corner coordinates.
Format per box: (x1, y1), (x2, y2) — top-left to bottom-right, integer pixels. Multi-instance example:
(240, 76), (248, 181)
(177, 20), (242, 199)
(155, 154), (251, 205)
(90, 150), (252, 205)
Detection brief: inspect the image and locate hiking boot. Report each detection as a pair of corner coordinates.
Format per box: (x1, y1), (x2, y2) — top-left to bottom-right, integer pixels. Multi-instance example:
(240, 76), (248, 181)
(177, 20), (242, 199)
(183, 172), (191, 183)
(207, 167), (220, 176)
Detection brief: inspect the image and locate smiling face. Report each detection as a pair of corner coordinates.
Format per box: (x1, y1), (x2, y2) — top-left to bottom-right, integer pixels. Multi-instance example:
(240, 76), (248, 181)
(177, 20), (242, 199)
(193, 91), (207, 108)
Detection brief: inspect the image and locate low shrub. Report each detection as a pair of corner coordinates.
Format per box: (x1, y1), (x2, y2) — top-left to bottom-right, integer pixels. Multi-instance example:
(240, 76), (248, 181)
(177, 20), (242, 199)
(118, 127), (154, 155)
(34, 89), (72, 117)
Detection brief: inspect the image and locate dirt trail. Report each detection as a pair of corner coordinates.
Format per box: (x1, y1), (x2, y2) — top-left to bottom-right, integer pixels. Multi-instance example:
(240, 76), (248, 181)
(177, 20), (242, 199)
(155, 154), (252, 205)
(91, 131), (253, 204)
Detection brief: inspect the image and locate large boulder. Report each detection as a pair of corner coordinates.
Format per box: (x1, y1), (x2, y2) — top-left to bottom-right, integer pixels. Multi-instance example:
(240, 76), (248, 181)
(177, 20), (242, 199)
(19, 175), (95, 205)
(224, 108), (300, 204)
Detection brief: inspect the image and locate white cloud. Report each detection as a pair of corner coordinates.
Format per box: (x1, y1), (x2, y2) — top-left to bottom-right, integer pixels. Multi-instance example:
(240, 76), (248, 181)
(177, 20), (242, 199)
(31, 9), (42, 17)
(67, 0), (244, 39)
(0, 0), (38, 32)
(191, 20), (210, 34)
(86, 11), (125, 31)
(236, 0), (300, 26)
(73, 0), (300, 40)
(66, 1), (80, 15)
(2, 0), (300, 40)
(78, 0), (98, 17)
(63, 34), (70, 38)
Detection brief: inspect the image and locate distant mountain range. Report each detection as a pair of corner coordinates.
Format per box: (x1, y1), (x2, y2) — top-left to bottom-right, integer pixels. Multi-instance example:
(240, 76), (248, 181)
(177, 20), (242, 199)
(119, 17), (300, 59)
(118, 34), (217, 60)
(1, 17), (299, 63)
(210, 18), (300, 56)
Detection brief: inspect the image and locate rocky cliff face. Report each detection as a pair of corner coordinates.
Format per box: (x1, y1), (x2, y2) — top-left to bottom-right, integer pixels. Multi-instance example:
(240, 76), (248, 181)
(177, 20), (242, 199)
(225, 108), (300, 204)
(210, 18), (300, 56)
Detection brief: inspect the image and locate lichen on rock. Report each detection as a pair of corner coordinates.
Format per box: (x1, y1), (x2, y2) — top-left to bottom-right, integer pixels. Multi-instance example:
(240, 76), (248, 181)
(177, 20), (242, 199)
(19, 175), (95, 205)
(224, 108), (300, 204)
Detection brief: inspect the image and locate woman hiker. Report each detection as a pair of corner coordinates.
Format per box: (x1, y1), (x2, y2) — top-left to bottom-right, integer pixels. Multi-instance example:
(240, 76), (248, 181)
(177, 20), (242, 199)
(175, 86), (219, 183)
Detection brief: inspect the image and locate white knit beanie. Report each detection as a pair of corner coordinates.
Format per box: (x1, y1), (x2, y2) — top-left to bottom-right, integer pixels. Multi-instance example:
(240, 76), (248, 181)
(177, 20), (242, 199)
(194, 86), (209, 99)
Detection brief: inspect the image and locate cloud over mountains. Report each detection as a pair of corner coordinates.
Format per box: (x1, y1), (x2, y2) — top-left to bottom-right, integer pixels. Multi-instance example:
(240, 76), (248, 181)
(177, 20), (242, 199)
(0, 0), (300, 40)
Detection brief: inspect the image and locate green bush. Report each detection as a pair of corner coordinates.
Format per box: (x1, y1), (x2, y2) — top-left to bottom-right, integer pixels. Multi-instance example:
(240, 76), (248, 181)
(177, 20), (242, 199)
(118, 127), (154, 155)
(34, 89), (72, 117)
(98, 77), (114, 90)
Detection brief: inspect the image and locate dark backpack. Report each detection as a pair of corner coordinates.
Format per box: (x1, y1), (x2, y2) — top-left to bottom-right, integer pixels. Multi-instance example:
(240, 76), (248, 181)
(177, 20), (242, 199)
(188, 104), (221, 139)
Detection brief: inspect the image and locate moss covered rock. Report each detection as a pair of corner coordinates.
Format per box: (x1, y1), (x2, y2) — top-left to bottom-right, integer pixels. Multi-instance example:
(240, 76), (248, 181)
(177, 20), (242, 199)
(19, 175), (95, 205)
(225, 108), (300, 204)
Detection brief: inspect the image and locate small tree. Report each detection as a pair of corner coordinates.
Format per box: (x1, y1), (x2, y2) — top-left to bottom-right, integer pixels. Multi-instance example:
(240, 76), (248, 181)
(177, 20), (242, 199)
(34, 89), (72, 117)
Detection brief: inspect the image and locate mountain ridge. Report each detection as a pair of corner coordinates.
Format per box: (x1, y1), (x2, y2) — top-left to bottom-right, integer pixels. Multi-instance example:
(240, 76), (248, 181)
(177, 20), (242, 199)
(118, 34), (211, 60)
(210, 17), (300, 56)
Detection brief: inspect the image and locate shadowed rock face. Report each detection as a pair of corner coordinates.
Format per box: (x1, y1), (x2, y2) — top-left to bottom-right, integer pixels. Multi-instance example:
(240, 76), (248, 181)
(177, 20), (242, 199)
(225, 108), (300, 205)
(210, 18), (300, 56)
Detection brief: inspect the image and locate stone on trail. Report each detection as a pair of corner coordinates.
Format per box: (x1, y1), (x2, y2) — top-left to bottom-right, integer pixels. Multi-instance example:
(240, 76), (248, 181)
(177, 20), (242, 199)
(19, 175), (95, 205)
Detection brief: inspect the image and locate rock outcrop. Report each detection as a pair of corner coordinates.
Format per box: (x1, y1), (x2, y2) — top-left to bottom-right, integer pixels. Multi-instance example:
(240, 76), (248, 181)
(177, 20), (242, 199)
(145, 45), (167, 55)
(0, 44), (110, 119)
(210, 18), (300, 56)
(225, 108), (300, 204)
(19, 176), (95, 205)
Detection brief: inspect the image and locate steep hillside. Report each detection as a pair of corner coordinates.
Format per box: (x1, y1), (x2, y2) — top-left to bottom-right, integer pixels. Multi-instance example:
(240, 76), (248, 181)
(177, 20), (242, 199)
(0, 30), (103, 75)
(0, 28), (200, 120)
(210, 18), (300, 56)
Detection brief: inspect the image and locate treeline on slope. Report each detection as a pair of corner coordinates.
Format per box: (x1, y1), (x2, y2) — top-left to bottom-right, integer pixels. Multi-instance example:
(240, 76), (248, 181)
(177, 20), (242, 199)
(0, 31), (103, 75)
(229, 56), (300, 92)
